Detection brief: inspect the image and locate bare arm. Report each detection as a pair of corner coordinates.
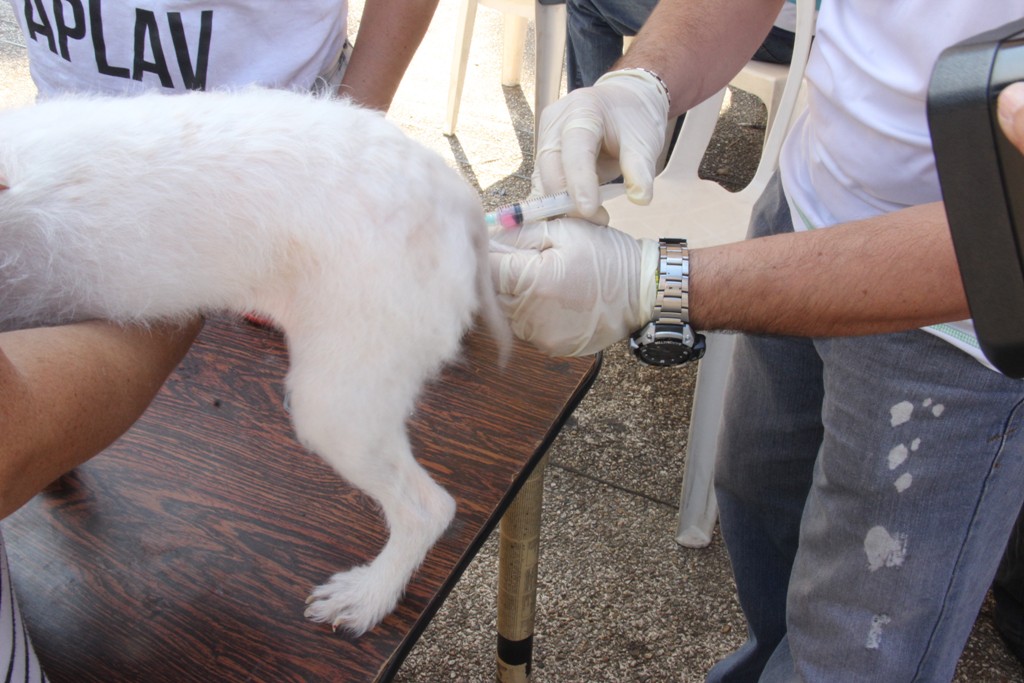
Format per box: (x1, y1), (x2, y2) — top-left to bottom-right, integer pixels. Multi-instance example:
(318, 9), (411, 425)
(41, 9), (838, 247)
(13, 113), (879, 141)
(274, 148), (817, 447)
(616, 0), (785, 117)
(690, 202), (968, 337)
(693, 82), (1024, 337)
(0, 318), (202, 520)
(337, 0), (440, 110)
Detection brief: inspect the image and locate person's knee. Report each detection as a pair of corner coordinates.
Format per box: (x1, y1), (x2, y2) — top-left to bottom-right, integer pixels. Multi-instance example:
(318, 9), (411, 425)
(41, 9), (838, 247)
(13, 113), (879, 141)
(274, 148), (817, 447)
(752, 26), (795, 65)
(566, 0), (635, 25)
(565, 0), (594, 16)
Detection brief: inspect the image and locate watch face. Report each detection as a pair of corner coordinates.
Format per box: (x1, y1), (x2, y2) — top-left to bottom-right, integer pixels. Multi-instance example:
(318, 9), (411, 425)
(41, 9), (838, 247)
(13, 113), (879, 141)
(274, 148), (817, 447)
(630, 325), (707, 366)
(637, 340), (696, 366)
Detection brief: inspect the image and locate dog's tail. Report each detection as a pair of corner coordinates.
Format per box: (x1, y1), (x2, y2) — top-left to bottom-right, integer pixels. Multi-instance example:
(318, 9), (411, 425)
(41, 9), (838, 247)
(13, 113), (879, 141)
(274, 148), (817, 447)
(473, 223), (513, 368)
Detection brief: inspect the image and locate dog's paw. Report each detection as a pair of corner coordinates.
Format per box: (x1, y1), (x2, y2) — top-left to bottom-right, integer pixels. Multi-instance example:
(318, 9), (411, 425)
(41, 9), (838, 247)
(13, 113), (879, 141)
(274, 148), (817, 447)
(304, 565), (402, 636)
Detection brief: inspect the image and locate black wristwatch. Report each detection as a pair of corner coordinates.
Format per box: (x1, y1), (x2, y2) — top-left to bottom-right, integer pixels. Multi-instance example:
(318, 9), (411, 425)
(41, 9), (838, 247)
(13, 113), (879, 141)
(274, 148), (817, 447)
(629, 238), (706, 366)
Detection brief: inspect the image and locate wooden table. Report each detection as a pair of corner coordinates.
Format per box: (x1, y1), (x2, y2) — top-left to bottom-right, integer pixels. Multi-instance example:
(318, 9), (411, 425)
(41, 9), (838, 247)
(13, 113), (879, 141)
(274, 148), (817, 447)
(4, 316), (599, 682)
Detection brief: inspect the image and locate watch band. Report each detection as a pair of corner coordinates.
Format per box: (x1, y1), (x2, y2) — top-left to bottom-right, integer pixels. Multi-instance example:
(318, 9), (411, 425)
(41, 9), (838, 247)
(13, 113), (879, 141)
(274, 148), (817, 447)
(652, 238), (691, 326)
(629, 237), (703, 366)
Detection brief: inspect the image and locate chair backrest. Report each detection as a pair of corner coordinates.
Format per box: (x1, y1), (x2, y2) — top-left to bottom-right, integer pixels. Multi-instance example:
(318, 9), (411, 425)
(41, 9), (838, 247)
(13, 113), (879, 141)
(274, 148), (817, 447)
(658, 0), (816, 194)
(748, 0), (815, 191)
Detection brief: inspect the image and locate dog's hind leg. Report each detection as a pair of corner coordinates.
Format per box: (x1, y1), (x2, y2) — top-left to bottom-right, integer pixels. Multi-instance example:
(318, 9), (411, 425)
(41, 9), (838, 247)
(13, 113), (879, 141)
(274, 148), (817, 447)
(287, 354), (457, 636)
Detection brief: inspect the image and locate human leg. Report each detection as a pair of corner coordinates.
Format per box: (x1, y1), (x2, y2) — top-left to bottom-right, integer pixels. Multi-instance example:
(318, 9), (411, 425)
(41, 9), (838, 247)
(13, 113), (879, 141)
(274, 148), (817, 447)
(993, 505), (1024, 664)
(707, 332), (825, 683)
(567, 5), (795, 92)
(706, 173), (826, 683)
(751, 26), (795, 65)
(565, 0), (658, 89)
(759, 331), (1024, 681)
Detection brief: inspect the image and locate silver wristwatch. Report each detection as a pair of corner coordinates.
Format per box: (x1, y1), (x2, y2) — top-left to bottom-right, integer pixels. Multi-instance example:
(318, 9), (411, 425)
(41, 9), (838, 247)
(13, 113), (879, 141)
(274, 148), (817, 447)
(629, 238), (706, 366)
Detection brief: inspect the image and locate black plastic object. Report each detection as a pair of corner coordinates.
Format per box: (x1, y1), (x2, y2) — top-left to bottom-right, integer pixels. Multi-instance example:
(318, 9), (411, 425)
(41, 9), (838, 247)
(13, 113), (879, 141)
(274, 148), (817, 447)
(928, 18), (1024, 377)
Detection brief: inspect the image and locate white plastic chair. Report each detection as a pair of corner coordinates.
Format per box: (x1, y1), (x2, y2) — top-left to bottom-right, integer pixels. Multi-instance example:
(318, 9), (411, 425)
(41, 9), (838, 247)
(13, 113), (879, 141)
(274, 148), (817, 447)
(730, 61), (789, 133)
(604, 0), (815, 548)
(445, 0), (566, 138)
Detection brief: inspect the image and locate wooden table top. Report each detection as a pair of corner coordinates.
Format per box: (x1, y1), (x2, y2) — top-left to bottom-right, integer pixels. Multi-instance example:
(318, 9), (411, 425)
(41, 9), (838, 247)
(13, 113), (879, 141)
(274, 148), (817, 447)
(4, 316), (600, 682)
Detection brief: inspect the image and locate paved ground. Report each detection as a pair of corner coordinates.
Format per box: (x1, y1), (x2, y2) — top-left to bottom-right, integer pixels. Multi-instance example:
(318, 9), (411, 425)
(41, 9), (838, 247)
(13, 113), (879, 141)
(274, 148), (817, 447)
(3, 1), (1024, 681)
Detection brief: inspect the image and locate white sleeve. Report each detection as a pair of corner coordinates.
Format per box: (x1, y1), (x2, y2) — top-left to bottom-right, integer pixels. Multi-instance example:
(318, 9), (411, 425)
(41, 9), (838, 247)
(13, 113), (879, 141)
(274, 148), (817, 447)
(0, 528), (48, 683)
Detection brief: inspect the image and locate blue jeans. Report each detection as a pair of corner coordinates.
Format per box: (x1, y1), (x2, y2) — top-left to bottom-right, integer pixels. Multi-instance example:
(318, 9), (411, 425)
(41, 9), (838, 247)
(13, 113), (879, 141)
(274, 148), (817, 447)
(993, 505), (1024, 664)
(565, 0), (795, 90)
(708, 174), (1024, 682)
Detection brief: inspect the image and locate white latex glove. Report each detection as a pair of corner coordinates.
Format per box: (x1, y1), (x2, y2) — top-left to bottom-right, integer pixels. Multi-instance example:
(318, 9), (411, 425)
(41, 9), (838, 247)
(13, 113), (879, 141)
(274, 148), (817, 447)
(533, 68), (671, 220)
(489, 218), (659, 357)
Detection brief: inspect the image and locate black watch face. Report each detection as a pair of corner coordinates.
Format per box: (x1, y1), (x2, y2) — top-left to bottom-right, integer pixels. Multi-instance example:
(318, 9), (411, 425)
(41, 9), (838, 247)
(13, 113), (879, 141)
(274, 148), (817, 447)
(638, 340), (694, 366)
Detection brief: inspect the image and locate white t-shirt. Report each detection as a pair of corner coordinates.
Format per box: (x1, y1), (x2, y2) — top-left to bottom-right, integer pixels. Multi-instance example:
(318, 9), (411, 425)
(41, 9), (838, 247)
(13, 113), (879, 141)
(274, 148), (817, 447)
(779, 1), (1024, 371)
(8, 1), (348, 97)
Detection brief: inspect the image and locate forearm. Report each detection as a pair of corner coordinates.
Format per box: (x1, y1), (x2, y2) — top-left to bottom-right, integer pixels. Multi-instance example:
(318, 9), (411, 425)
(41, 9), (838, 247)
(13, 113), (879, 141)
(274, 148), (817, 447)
(338, 0), (440, 110)
(0, 317), (202, 520)
(616, 0), (784, 118)
(689, 202), (969, 336)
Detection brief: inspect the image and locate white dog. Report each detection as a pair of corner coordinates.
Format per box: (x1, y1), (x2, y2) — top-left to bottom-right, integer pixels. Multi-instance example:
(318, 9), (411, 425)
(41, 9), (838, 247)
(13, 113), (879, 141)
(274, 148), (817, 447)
(0, 88), (509, 636)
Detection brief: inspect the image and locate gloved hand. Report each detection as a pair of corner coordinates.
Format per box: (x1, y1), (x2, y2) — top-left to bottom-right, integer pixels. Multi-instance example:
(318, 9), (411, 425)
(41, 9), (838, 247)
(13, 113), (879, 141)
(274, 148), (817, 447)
(489, 218), (659, 356)
(532, 68), (671, 220)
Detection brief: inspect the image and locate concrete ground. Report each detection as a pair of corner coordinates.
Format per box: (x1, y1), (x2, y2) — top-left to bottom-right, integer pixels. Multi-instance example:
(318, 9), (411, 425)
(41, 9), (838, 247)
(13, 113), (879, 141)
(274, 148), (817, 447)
(2, 1), (1023, 681)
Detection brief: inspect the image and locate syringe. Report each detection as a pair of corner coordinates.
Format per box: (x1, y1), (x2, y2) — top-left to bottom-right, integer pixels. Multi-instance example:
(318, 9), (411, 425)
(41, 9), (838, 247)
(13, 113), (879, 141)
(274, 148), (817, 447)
(485, 185), (627, 229)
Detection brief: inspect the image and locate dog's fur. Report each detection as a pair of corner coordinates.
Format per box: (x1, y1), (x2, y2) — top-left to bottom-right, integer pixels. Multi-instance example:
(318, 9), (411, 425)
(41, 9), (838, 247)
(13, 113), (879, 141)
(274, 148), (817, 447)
(0, 88), (509, 636)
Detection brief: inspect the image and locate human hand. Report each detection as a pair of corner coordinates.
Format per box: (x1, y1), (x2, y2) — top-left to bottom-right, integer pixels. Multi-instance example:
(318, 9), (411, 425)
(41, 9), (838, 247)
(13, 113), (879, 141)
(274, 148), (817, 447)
(998, 82), (1024, 155)
(488, 218), (659, 356)
(533, 69), (670, 220)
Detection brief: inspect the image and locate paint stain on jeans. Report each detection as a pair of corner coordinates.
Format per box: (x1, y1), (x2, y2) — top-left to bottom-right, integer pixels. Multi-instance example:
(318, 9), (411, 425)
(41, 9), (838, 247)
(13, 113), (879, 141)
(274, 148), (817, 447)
(866, 614), (892, 649)
(890, 401), (914, 427)
(864, 526), (908, 571)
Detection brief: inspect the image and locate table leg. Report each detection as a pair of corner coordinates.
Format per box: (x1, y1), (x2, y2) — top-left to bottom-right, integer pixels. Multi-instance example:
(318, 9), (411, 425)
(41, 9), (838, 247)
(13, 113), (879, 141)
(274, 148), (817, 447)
(496, 454), (548, 682)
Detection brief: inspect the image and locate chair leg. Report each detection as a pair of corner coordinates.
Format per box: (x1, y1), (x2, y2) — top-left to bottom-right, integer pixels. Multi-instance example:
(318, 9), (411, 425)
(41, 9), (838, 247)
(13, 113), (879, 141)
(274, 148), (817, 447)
(501, 15), (528, 86)
(532, 2), (566, 137)
(675, 332), (734, 548)
(445, 0), (480, 135)
(763, 77), (787, 135)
